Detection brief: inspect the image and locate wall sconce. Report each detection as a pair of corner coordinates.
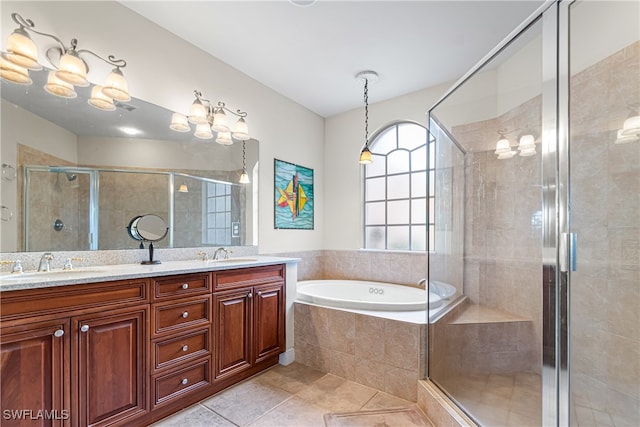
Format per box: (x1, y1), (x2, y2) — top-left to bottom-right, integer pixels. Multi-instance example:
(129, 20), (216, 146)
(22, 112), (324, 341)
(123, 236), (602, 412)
(170, 90), (250, 144)
(239, 141), (250, 184)
(494, 130), (538, 159)
(616, 108), (640, 144)
(357, 70), (378, 164)
(1, 12), (130, 109)
(178, 183), (189, 193)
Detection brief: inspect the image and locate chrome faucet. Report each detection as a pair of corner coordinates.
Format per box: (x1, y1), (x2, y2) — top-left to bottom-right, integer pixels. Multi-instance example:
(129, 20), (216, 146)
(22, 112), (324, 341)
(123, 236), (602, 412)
(213, 247), (230, 260)
(38, 252), (54, 272)
(417, 278), (427, 289)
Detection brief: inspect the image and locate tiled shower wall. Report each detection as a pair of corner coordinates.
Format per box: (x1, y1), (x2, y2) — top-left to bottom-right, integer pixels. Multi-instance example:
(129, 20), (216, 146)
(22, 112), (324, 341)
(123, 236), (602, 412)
(568, 41), (639, 424)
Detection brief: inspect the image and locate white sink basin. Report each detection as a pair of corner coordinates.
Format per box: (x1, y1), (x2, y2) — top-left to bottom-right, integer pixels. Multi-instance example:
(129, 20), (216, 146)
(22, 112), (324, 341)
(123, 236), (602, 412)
(209, 258), (258, 264)
(0, 269), (105, 282)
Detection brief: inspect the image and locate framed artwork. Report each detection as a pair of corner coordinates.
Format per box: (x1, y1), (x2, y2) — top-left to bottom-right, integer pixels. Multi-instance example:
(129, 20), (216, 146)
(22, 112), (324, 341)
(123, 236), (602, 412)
(274, 158), (314, 229)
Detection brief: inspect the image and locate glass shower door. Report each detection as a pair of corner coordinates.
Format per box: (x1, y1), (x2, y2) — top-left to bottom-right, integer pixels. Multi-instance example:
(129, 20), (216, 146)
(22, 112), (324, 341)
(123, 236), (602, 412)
(567, 1), (640, 425)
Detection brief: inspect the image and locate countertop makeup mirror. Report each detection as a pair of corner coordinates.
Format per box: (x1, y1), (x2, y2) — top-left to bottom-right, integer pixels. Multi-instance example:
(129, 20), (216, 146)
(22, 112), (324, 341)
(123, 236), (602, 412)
(1, 68), (258, 253)
(127, 214), (168, 264)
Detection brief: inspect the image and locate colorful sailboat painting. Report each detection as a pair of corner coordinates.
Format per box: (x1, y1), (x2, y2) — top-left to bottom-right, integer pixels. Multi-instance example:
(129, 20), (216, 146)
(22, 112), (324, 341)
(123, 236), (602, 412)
(274, 159), (314, 229)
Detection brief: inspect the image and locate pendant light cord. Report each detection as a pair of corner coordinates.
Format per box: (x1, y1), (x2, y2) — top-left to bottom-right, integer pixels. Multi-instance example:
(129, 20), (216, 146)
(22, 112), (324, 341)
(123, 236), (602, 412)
(364, 77), (369, 147)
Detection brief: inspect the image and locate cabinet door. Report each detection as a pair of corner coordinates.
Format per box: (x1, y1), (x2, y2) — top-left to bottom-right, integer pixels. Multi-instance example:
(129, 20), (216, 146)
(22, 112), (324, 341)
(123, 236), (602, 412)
(0, 319), (70, 427)
(214, 288), (252, 379)
(253, 283), (285, 364)
(74, 306), (148, 427)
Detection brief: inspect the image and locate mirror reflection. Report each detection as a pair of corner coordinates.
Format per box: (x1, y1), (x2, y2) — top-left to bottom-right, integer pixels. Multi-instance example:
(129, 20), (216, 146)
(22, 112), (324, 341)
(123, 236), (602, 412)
(1, 68), (259, 253)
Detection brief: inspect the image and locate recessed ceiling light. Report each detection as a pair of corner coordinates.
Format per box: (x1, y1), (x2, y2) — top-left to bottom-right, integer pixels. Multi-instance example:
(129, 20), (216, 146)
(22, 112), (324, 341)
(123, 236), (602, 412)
(289, 0), (316, 6)
(119, 126), (141, 136)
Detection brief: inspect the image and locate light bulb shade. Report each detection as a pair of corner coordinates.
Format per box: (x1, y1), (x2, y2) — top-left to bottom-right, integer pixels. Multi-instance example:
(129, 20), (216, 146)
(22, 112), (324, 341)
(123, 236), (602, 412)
(239, 171), (250, 184)
(519, 148), (536, 157)
(359, 146), (373, 164)
(194, 123), (213, 139)
(178, 183), (189, 193)
(497, 151), (516, 160)
(232, 117), (250, 140)
(615, 129), (639, 144)
(0, 56), (32, 84)
(56, 52), (89, 87)
(170, 113), (190, 132)
(5, 29), (41, 70)
(44, 70), (77, 98)
(621, 115), (640, 137)
(188, 99), (208, 124)
(518, 134), (535, 150)
(495, 137), (512, 154)
(215, 131), (233, 145)
(211, 108), (230, 133)
(101, 68), (130, 101)
(87, 85), (115, 110)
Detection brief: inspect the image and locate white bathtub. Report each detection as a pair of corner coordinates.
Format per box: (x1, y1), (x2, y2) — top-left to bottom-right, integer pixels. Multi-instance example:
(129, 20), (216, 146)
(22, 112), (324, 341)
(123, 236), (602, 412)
(296, 279), (454, 312)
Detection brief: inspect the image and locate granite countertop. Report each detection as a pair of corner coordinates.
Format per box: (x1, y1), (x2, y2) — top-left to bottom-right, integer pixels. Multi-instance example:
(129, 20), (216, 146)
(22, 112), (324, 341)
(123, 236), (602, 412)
(0, 256), (298, 292)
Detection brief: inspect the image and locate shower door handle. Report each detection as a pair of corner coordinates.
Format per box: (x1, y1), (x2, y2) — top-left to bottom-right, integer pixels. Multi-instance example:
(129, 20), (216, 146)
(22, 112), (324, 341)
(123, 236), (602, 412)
(560, 233), (577, 272)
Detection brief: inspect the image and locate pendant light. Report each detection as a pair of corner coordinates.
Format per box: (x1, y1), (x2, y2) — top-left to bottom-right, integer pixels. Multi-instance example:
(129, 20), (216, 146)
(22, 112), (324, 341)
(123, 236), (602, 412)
(357, 70), (378, 164)
(239, 141), (250, 184)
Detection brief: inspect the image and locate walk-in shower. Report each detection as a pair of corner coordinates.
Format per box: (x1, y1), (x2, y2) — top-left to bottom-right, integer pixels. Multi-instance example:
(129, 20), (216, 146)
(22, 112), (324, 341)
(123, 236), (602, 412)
(427, 1), (639, 426)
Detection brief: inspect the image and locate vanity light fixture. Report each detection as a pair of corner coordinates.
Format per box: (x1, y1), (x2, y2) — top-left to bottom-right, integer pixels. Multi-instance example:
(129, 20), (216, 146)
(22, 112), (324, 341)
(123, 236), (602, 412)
(239, 141), (250, 184)
(1, 12), (130, 107)
(178, 183), (189, 193)
(357, 70), (378, 165)
(170, 90), (251, 144)
(494, 130), (538, 159)
(616, 107), (640, 144)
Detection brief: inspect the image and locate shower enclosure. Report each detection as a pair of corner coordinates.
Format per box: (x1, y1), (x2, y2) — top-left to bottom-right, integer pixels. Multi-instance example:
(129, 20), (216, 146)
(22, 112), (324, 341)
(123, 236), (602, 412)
(427, 1), (639, 426)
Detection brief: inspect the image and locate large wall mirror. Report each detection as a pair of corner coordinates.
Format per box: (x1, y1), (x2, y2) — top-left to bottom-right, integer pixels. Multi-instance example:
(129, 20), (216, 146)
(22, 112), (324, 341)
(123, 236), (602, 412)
(1, 68), (258, 253)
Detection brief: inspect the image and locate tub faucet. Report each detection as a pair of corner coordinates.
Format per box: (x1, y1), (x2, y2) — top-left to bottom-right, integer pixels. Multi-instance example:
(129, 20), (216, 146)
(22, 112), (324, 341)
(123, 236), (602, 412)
(417, 278), (427, 289)
(213, 247), (230, 260)
(38, 252), (54, 272)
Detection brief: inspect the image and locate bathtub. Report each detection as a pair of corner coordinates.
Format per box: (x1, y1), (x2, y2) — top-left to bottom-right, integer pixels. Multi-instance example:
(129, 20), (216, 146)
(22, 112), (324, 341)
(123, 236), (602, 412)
(296, 279), (456, 312)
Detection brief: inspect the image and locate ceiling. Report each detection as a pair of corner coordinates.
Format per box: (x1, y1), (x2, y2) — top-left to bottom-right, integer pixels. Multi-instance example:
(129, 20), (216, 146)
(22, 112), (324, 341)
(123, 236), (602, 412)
(120, 0), (546, 118)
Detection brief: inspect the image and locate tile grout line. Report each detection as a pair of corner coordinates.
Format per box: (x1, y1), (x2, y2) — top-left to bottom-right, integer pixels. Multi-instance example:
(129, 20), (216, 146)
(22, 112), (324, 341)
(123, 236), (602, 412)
(196, 403), (241, 427)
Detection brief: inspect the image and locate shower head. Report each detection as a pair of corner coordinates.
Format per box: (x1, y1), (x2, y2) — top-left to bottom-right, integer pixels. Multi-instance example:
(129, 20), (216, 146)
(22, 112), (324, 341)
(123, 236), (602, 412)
(66, 173), (77, 181)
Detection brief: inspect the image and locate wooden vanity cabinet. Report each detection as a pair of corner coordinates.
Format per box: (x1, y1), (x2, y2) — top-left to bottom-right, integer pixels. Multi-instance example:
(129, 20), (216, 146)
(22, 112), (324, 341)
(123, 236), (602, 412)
(213, 265), (285, 380)
(0, 279), (149, 427)
(0, 318), (70, 427)
(0, 265), (286, 427)
(149, 273), (212, 410)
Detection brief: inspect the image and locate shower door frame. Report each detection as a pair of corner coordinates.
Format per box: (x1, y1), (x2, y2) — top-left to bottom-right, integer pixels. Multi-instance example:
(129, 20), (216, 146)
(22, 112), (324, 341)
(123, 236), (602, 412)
(426, 1), (574, 425)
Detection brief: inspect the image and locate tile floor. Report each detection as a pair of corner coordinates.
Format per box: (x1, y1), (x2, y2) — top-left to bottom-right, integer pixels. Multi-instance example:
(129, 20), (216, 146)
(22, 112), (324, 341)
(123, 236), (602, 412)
(437, 371), (541, 427)
(152, 362), (433, 427)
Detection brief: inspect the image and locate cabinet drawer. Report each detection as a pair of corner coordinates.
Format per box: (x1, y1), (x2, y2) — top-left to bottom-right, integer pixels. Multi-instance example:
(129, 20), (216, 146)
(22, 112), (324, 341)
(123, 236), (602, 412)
(153, 273), (210, 300)
(152, 357), (211, 408)
(214, 264), (285, 291)
(152, 328), (210, 371)
(152, 296), (211, 336)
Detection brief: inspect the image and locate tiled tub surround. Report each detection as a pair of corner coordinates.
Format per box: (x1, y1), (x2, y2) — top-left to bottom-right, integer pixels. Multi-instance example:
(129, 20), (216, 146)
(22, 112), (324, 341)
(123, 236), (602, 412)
(294, 302), (427, 402)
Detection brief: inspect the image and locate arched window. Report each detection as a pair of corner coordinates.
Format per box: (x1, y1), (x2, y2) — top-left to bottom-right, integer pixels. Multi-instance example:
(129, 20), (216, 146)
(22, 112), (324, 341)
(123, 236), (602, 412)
(363, 121), (434, 251)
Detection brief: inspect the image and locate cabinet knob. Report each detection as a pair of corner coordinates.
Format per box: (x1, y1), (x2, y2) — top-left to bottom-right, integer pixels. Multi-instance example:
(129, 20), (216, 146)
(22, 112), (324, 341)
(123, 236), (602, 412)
(182, 311), (189, 318)
(182, 345), (189, 352)
(257, 291), (262, 296)
(247, 292), (253, 299)
(181, 283), (189, 289)
(181, 378), (188, 385)
(80, 325), (89, 333)
(54, 329), (65, 338)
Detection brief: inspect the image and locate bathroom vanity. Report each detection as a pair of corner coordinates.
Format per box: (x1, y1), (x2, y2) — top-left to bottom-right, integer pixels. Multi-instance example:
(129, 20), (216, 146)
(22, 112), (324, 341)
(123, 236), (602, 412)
(0, 258), (289, 426)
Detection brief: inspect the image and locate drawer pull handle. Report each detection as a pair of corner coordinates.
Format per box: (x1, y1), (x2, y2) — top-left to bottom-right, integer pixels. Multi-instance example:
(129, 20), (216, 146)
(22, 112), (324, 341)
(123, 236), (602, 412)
(80, 325), (89, 333)
(181, 378), (188, 385)
(247, 292), (253, 299)
(182, 311), (189, 318)
(182, 345), (189, 352)
(54, 329), (65, 338)
(181, 283), (189, 289)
